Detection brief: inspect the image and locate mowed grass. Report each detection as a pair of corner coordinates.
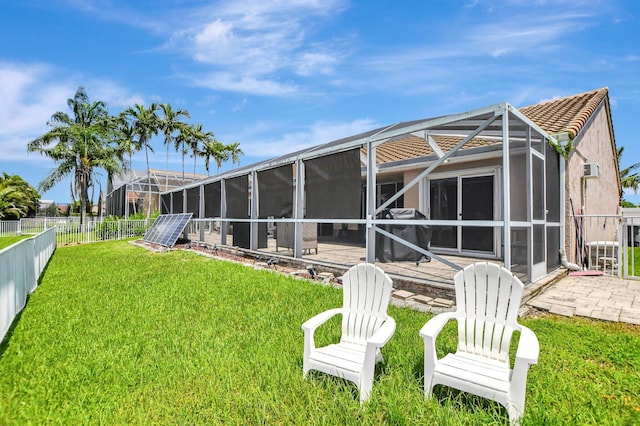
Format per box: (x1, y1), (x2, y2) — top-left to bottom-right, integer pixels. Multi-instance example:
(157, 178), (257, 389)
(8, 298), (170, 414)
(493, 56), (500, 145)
(627, 246), (640, 276)
(0, 235), (29, 250)
(0, 241), (639, 425)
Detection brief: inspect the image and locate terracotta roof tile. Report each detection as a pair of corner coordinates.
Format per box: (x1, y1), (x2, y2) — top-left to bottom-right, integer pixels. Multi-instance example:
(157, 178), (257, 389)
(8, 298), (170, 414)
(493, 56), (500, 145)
(367, 88), (609, 166)
(367, 135), (497, 165)
(519, 87), (608, 139)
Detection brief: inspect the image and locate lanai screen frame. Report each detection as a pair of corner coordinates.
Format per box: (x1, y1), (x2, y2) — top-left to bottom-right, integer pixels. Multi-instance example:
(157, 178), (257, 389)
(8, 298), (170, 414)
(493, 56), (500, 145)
(160, 102), (563, 284)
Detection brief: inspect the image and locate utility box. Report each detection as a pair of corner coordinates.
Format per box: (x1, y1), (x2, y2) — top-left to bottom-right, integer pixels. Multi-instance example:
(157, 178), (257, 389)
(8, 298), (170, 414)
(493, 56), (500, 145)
(583, 163), (600, 179)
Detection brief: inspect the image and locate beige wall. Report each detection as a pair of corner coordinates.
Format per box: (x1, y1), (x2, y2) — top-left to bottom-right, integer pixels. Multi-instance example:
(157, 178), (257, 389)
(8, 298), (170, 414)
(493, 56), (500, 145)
(564, 105), (620, 261)
(402, 169), (421, 209)
(566, 106), (619, 216)
(400, 157), (502, 211)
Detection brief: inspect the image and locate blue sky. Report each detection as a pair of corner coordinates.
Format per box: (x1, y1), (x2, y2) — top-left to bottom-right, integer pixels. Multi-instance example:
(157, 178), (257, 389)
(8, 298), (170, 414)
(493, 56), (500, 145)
(1, 0), (639, 205)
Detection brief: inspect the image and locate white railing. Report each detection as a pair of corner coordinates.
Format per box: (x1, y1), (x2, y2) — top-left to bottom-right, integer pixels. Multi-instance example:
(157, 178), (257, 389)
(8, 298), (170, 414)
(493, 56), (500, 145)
(568, 214), (621, 276)
(566, 214), (640, 278)
(19, 217), (78, 235)
(0, 227), (56, 342)
(622, 216), (640, 279)
(0, 220), (20, 236)
(54, 219), (154, 245)
(0, 218), (155, 245)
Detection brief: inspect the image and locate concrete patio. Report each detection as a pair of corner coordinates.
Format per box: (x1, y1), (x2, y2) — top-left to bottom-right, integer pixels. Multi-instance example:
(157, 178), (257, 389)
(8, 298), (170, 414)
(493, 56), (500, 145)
(187, 228), (640, 326)
(526, 274), (640, 325)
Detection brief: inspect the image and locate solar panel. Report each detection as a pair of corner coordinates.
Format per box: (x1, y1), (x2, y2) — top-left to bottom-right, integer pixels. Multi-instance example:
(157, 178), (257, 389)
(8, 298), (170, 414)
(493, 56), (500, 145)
(143, 213), (193, 247)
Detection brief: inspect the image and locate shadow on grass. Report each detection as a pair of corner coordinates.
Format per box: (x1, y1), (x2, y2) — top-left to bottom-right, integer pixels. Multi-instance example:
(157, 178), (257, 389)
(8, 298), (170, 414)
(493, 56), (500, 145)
(303, 362), (390, 403)
(430, 385), (510, 420)
(0, 310), (24, 359)
(0, 257), (52, 359)
(409, 355), (509, 422)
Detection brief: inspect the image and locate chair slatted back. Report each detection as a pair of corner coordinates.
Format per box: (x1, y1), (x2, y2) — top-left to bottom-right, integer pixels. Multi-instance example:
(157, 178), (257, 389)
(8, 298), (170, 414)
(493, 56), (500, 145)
(341, 263), (393, 345)
(454, 262), (524, 362)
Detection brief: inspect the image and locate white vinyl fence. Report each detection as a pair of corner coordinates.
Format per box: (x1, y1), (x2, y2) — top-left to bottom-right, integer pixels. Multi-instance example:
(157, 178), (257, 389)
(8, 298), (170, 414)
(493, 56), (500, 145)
(10, 218), (155, 245)
(53, 219), (153, 245)
(0, 227), (56, 342)
(0, 221), (20, 236)
(568, 214), (640, 279)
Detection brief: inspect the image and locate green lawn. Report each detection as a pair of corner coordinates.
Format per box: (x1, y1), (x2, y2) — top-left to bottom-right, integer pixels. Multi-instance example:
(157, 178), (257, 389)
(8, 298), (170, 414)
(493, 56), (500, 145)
(0, 235), (29, 250)
(627, 246), (640, 276)
(1, 241), (639, 425)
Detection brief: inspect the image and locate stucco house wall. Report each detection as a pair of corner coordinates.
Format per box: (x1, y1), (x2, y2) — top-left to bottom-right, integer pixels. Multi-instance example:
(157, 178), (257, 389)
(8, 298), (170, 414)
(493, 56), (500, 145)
(564, 103), (620, 262)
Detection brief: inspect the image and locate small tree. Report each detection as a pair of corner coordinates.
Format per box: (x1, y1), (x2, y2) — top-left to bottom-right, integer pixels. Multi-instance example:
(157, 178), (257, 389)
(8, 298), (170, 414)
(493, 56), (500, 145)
(0, 173), (40, 219)
(45, 202), (60, 217)
(617, 146), (640, 205)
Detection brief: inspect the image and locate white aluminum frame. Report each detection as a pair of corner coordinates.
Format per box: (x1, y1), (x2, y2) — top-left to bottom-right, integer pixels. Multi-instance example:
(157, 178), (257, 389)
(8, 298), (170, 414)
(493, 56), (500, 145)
(154, 102), (562, 284)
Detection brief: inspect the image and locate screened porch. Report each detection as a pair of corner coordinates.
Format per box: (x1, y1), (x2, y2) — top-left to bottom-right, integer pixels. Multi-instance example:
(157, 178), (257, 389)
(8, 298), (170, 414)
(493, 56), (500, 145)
(159, 102), (564, 286)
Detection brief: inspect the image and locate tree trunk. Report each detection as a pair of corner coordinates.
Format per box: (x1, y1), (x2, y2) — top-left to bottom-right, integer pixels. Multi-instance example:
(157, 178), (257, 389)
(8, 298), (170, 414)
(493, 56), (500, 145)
(145, 144), (151, 218)
(129, 151), (137, 216)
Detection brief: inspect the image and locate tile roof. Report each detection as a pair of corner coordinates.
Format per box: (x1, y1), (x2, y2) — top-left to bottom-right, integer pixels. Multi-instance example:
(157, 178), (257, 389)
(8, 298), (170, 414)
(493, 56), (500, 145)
(373, 87), (609, 165)
(369, 135), (497, 164)
(519, 87), (609, 139)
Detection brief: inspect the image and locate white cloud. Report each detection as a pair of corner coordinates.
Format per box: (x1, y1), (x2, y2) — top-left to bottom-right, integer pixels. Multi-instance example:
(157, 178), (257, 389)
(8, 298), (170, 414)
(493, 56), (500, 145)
(195, 72), (298, 96)
(0, 62), (73, 160)
(0, 61), (146, 161)
(239, 118), (378, 157)
(168, 0), (346, 95)
(295, 51), (338, 76)
(88, 80), (146, 108)
(232, 97), (248, 112)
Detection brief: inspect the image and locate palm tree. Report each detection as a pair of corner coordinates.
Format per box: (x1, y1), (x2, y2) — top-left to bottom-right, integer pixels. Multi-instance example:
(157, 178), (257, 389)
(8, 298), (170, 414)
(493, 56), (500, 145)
(112, 115), (138, 214)
(174, 124), (191, 182)
(187, 124), (208, 177)
(123, 103), (161, 217)
(224, 142), (244, 169)
(27, 87), (113, 225)
(199, 136), (225, 176)
(159, 104), (190, 190)
(198, 138), (244, 176)
(617, 146), (640, 200)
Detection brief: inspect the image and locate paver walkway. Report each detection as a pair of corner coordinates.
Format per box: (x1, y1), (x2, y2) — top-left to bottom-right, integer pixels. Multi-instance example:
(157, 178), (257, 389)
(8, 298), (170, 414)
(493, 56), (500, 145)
(527, 274), (640, 325)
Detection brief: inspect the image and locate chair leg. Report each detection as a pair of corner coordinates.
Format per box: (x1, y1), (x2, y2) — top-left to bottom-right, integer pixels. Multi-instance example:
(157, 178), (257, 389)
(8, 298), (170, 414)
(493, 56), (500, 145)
(359, 374), (373, 404)
(359, 353), (378, 404)
(507, 400), (524, 425)
(423, 364), (436, 397)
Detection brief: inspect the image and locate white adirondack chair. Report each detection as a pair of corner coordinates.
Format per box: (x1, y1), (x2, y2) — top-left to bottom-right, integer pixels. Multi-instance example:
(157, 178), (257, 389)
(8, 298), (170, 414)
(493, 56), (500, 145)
(302, 263), (396, 403)
(420, 262), (539, 424)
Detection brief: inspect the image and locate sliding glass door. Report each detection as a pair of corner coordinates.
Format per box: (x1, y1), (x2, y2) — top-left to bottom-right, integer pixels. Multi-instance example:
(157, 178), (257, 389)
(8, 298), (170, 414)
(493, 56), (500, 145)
(429, 174), (495, 255)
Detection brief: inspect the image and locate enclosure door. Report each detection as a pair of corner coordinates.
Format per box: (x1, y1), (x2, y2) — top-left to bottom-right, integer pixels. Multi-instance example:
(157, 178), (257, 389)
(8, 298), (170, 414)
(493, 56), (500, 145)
(531, 153), (547, 281)
(461, 175), (494, 253)
(429, 174), (495, 255)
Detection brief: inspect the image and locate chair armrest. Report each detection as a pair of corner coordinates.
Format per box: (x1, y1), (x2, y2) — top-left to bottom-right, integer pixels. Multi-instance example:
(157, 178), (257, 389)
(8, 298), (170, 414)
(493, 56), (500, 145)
(302, 308), (342, 373)
(515, 325), (539, 365)
(420, 312), (456, 379)
(302, 308), (342, 334)
(419, 312), (456, 341)
(366, 317), (396, 349)
(511, 325), (540, 399)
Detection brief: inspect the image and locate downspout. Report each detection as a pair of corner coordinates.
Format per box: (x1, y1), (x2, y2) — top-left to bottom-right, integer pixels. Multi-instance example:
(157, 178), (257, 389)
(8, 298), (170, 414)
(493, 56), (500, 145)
(559, 248), (581, 271)
(555, 132), (581, 271)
